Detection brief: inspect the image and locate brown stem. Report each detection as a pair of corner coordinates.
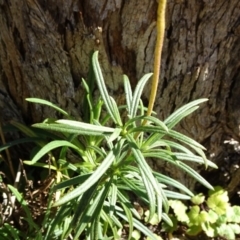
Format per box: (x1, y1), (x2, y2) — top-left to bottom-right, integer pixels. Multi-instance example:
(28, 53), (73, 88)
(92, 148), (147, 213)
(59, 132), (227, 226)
(0, 122), (15, 179)
(146, 0), (167, 117)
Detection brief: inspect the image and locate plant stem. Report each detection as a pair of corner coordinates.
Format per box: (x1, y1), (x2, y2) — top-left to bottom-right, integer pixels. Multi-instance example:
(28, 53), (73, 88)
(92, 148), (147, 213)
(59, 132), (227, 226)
(146, 0), (167, 117)
(0, 122), (15, 179)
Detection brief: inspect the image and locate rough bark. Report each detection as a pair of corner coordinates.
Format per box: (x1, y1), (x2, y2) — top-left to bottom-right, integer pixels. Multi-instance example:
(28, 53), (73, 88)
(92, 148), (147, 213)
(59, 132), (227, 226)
(1, 0), (240, 190)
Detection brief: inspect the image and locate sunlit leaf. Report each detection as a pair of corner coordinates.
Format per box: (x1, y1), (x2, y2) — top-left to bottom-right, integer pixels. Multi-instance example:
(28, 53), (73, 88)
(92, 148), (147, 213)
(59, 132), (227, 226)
(130, 73), (152, 118)
(92, 51), (122, 126)
(207, 189), (229, 215)
(187, 206), (201, 226)
(201, 221), (215, 237)
(208, 209), (218, 224)
(144, 210), (160, 225)
(226, 205), (240, 223)
(169, 200), (189, 223)
(191, 193), (205, 205)
(56, 119), (115, 134)
(123, 75), (133, 115)
(217, 223), (236, 240)
(164, 99), (208, 129)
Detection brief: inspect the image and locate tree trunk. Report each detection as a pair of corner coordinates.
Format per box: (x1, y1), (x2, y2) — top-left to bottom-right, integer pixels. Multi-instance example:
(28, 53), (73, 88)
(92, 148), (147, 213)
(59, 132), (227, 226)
(1, 0), (240, 190)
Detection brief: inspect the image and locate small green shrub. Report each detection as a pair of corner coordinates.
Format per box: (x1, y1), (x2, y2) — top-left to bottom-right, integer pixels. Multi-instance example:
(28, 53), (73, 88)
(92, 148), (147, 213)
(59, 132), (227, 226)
(164, 186), (240, 239)
(0, 51), (217, 239)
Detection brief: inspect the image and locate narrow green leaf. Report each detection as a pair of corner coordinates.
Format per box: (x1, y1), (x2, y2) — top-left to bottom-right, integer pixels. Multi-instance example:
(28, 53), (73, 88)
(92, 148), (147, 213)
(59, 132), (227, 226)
(44, 205), (72, 240)
(23, 161), (57, 170)
(92, 51), (120, 125)
(127, 135), (167, 214)
(53, 173), (91, 191)
(174, 152), (217, 168)
(126, 115), (168, 133)
(129, 125), (166, 135)
(10, 121), (38, 138)
(107, 127), (122, 143)
(168, 129), (206, 150)
(93, 98), (104, 121)
(130, 73), (152, 118)
(139, 166), (157, 221)
(30, 140), (82, 164)
(53, 150), (115, 206)
(130, 147), (162, 196)
(0, 137), (43, 152)
(117, 212), (159, 240)
(164, 190), (191, 200)
(26, 98), (70, 117)
(143, 151), (213, 189)
(100, 210), (121, 238)
(121, 202), (134, 240)
(175, 162), (213, 189)
(89, 178), (113, 240)
(57, 119), (115, 133)
(164, 99), (208, 129)
(57, 159), (79, 172)
(117, 189), (141, 219)
(71, 182), (99, 228)
(142, 139), (170, 151)
(61, 216), (72, 239)
(161, 213), (173, 227)
(144, 115), (169, 132)
(82, 78), (94, 123)
(44, 204), (73, 240)
(153, 171), (194, 196)
(90, 215), (101, 240)
(82, 77), (90, 93)
(123, 74), (133, 114)
(109, 96), (123, 126)
(73, 181), (112, 240)
(109, 182), (118, 217)
(32, 121), (113, 136)
(8, 185), (39, 231)
(2, 223), (20, 240)
(162, 140), (196, 154)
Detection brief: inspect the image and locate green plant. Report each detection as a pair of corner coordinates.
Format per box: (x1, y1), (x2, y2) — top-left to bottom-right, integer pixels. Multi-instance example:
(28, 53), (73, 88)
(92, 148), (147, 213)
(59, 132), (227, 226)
(164, 186), (240, 239)
(1, 51), (216, 239)
(0, 1), (219, 239)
